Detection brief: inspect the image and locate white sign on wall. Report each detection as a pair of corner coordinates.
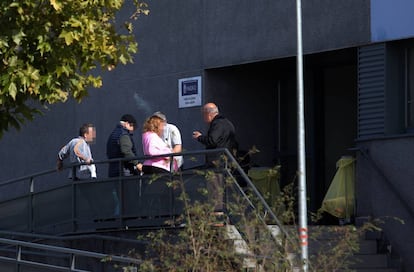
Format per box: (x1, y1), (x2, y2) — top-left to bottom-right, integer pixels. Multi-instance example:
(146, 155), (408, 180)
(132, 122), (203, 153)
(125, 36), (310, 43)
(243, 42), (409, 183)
(178, 76), (202, 108)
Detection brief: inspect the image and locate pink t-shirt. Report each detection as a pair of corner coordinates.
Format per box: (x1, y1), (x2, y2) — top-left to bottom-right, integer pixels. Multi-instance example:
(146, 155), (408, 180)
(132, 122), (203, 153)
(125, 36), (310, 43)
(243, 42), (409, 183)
(142, 131), (177, 172)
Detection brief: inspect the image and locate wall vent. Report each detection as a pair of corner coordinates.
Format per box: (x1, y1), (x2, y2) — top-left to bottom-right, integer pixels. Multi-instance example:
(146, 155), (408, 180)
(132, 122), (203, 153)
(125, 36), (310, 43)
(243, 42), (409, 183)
(357, 44), (386, 138)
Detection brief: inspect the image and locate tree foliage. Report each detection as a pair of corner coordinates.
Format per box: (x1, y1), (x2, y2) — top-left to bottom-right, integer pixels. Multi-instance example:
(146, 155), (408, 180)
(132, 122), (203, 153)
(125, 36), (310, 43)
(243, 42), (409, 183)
(0, 0), (149, 137)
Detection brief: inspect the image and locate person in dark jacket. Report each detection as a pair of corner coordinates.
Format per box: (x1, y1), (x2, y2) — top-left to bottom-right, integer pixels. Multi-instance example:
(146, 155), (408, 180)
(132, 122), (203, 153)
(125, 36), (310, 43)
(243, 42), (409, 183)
(192, 103), (240, 211)
(106, 114), (142, 177)
(192, 103), (239, 167)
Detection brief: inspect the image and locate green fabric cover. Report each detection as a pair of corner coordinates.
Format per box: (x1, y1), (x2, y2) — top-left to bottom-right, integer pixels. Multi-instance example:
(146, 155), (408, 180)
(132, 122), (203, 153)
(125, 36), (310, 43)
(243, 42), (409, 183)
(321, 157), (355, 219)
(248, 166), (281, 211)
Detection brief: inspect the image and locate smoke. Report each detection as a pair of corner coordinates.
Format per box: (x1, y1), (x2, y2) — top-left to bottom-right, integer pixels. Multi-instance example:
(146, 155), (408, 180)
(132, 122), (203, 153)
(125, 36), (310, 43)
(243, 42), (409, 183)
(133, 92), (152, 116)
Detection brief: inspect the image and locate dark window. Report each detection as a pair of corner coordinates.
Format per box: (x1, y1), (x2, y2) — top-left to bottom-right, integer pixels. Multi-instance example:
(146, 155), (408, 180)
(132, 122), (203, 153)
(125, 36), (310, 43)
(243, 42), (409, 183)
(406, 47), (414, 130)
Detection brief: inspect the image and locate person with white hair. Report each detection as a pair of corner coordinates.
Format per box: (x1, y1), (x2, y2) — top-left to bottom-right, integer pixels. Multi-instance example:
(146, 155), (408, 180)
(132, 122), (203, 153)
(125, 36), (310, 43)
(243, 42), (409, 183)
(192, 102), (239, 167)
(151, 111), (183, 169)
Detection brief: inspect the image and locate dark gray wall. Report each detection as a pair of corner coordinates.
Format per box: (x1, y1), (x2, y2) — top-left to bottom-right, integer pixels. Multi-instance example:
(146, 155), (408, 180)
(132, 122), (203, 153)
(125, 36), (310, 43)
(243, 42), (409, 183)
(203, 0), (371, 68)
(356, 137), (414, 271)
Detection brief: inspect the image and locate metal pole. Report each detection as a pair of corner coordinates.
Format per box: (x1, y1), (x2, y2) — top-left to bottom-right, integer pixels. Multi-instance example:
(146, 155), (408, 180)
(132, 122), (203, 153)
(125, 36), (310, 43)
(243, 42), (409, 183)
(296, 0), (309, 271)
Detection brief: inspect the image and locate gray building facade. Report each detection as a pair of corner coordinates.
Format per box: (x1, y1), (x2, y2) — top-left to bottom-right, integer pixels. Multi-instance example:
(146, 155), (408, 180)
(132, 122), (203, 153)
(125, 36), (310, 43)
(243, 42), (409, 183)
(2, 0), (414, 270)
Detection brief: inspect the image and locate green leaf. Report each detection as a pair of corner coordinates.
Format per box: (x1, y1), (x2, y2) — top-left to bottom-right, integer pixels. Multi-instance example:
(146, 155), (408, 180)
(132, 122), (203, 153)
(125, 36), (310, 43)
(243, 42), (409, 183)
(8, 82), (17, 100)
(29, 68), (40, 81)
(8, 56), (18, 67)
(12, 30), (25, 45)
(59, 30), (74, 45)
(50, 0), (63, 11)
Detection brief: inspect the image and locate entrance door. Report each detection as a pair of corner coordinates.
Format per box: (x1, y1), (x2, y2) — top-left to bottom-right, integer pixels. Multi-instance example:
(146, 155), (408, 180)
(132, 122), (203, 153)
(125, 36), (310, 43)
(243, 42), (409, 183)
(311, 64), (357, 214)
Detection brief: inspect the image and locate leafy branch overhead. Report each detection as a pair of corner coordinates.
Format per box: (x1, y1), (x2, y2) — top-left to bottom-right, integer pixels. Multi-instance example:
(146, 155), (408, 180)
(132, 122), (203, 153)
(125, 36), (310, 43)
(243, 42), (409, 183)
(0, 0), (149, 137)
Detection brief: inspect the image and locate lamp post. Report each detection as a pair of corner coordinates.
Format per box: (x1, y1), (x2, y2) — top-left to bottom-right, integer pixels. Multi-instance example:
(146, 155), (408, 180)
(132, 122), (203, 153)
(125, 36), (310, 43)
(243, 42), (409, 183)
(296, 0), (309, 271)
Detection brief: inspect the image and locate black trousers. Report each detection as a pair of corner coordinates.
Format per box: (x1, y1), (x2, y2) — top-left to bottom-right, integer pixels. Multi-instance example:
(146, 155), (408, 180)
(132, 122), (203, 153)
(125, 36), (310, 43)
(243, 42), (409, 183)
(142, 165), (170, 174)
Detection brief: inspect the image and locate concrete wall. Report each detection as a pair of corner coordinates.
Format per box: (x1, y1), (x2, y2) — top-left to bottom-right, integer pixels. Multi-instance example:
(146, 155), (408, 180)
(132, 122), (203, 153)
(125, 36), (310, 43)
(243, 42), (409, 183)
(356, 136), (414, 271)
(202, 0), (370, 67)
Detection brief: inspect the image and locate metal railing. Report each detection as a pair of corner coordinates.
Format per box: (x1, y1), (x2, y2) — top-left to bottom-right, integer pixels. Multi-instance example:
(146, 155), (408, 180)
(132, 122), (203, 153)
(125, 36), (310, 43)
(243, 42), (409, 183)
(0, 148), (287, 231)
(0, 236), (141, 272)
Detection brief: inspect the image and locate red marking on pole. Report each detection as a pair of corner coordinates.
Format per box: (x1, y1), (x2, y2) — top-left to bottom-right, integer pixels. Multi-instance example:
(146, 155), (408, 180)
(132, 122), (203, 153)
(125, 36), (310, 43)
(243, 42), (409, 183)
(299, 227), (308, 246)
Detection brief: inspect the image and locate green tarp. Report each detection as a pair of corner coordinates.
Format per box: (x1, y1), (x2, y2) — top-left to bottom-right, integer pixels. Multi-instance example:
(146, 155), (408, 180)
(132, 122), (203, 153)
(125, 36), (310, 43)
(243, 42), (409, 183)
(248, 166), (281, 211)
(321, 156), (355, 219)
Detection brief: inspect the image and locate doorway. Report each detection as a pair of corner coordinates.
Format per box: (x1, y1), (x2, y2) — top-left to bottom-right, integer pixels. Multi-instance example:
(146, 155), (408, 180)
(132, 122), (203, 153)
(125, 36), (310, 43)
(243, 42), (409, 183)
(205, 48), (358, 216)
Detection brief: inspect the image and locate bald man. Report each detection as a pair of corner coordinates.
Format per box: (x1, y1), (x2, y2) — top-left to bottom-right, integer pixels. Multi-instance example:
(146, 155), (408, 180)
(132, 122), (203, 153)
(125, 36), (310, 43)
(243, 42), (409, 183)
(193, 103), (238, 166)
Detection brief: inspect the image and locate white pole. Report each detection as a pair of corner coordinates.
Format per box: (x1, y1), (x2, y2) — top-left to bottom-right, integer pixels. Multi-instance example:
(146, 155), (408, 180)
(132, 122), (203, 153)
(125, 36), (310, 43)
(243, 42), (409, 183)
(296, 0), (308, 271)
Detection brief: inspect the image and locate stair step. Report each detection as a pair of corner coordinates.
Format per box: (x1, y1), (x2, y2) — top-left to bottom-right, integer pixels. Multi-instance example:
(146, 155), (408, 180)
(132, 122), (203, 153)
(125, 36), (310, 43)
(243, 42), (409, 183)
(339, 269), (397, 272)
(350, 254), (388, 268)
(307, 238), (377, 255)
(364, 229), (383, 240)
(358, 239), (378, 254)
(225, 225), (256, 269)
(238, 225), (397, 271)
(304, 225), (398, 271)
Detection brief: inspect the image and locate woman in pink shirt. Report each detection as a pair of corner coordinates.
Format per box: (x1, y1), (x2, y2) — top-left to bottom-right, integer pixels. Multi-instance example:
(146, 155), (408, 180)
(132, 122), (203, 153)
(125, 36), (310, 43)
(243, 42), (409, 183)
(142, 115), (177, 174)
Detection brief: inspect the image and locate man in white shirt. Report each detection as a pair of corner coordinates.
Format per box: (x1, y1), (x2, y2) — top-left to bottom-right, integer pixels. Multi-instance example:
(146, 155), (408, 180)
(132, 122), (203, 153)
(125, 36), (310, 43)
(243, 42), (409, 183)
(152, 111), (183, 169)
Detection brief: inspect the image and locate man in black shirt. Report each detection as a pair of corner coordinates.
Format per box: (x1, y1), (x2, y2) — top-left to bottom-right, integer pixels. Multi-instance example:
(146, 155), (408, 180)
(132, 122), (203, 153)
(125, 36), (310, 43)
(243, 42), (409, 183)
(193, 103), (238, 167)
(193, 102), (240, 211)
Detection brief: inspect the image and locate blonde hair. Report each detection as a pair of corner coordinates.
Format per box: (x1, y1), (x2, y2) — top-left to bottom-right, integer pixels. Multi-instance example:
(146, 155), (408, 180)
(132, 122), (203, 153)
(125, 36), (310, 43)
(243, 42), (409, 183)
(143, 116), (164, 136)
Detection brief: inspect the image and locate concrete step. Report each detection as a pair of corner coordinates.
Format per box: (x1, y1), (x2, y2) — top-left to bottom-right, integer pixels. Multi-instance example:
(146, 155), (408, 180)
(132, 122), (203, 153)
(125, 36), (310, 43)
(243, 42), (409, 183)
(339, 269), (397, 272)
(307, 238), (377, 255)
(350, 253), (388, 268)
(225, 225), (257, 269)
(304, 225), (399, 271)
(358, 239), (377, 254)
(233, 224), (399, 271)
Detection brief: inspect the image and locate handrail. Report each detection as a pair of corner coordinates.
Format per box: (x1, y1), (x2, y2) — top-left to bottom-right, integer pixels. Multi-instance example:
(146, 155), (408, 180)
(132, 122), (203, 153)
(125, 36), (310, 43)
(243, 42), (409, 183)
(222, 148), (292, 241)
(0, 148), (225, 187)
(0, 230), (148, 247)
(0, 168), (58, 188)
(353, 146), (414, 220)
(0, 237), (141, 271)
